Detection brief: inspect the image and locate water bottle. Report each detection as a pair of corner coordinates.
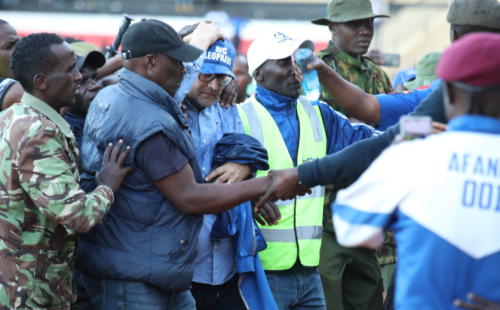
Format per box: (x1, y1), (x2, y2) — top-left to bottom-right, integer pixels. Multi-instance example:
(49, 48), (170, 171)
(295, 48), (321, 105)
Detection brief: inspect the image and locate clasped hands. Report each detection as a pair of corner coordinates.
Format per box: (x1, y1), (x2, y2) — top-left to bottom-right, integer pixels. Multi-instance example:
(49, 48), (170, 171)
(204, 164), (311, 225)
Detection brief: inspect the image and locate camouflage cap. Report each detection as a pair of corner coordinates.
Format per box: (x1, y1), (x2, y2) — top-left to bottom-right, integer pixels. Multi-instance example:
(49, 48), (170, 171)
(311, 0), (389, 26)
(404, 52), (441, 90)
(447, 0), (500, 30)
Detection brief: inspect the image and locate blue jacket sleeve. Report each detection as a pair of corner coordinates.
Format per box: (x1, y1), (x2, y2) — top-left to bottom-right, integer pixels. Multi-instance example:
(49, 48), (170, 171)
(377, 79), (442, 131)
(319, 102), (374, 155)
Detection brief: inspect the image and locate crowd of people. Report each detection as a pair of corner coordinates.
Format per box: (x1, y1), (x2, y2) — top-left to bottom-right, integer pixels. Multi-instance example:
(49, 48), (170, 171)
(0, 0), (499, 309)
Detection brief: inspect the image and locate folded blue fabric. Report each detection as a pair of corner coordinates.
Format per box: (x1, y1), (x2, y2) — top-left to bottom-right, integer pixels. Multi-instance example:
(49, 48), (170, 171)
(211, 133), (269, 171)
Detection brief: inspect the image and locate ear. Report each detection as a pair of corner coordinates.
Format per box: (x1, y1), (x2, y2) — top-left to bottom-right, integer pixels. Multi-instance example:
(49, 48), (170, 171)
(254, 67), (264, 83)
(450, 28), (458, 43)
(444, 82), (456, 106)
(144, 55), (156, 70)
(33, 74), (48, 91)
(328, 23), (336, 34)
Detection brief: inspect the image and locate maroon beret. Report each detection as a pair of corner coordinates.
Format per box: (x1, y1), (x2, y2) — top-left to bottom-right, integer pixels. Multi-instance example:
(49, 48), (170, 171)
(436, 32), (500, 86)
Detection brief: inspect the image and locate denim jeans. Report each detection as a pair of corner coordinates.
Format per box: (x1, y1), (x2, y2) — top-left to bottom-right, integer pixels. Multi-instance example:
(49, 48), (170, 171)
(265, 263), (327, 310)
(81, 273), (196, 310)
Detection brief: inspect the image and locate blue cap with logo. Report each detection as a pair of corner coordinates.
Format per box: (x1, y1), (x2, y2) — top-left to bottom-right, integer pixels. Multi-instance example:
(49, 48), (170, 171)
(200, 37), (237, 80)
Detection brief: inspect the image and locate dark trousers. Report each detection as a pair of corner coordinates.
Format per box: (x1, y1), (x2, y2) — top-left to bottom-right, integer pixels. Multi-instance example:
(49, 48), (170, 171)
(319, 230), (383, 310)
(190, 274), (247, 310)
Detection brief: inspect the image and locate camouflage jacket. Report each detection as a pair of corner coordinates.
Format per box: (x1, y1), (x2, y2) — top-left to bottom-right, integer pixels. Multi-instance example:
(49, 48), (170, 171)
(318, 42), (396, 266)
(316, 41), (393, 117)
(0, 93), (114, 310)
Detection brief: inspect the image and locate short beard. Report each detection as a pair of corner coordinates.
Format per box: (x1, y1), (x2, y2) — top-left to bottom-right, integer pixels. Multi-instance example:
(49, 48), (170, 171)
(187, 88), (219, 110)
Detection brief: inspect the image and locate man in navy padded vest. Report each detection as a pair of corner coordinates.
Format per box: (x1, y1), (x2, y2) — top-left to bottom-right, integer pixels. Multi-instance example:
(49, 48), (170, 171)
(76, 20), (293, 310)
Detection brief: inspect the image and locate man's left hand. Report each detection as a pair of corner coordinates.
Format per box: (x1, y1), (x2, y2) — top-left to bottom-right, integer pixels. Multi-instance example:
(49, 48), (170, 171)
(252, 198), (281, 226)
(219, 82), (237, 108)
(454, 293), (500, 310)
(205, 162), (251, 183)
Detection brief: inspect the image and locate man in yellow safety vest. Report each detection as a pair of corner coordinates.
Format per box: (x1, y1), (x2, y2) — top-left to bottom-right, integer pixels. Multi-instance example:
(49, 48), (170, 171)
(237, 31), (376, 310)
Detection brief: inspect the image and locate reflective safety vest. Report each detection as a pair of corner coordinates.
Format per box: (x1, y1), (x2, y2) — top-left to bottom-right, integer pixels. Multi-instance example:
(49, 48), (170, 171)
(237, 95), (327, 270)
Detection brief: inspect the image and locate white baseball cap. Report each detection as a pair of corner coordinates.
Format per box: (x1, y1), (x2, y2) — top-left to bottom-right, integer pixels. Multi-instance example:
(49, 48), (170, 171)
(247, 31), (315, 77)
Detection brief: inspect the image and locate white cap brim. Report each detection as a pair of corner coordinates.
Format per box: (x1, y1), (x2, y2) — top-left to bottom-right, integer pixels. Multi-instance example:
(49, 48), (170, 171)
(269, 39), (315, 60)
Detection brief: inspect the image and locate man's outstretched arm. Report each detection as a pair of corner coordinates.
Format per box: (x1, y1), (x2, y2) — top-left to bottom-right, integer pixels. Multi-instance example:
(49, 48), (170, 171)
(154, 162), (309, 215)
(292, 51), (381, 125)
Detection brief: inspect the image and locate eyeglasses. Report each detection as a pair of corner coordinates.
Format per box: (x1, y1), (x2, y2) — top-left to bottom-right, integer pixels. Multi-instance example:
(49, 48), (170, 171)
(198, 73), (234, 86)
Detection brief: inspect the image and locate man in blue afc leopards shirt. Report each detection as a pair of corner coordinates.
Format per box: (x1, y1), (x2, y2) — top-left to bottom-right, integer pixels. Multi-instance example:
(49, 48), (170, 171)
(332, 32), (500, 310)
(183, 37), (276, 310)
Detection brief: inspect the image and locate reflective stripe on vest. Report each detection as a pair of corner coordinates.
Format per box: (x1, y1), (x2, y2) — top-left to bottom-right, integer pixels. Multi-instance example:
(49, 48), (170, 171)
(237, 95), (327, 270)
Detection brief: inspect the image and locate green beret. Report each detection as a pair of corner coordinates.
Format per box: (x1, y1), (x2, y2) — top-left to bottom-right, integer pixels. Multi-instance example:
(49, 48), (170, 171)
(447, 0), (500, 30)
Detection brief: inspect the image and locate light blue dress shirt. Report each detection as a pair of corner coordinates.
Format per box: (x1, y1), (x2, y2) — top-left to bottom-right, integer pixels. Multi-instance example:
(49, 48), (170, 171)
(186, 100), (246, 285)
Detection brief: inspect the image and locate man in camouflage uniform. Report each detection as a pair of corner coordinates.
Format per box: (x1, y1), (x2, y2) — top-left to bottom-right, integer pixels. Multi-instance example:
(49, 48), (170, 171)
(311, 0), (393, 309)
(0, 33), (131, 310)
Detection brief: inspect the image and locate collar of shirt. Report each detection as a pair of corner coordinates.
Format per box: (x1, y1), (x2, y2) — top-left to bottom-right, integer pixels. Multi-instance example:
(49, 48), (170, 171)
(325, 41), (370, 72)
(21, 92), (72, 138)
(256, 84), (297, 113)
(447, 115), (500, 135)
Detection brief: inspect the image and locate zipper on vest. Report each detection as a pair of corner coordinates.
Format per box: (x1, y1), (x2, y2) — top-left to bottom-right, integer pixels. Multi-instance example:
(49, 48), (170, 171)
(294, 107), (300, 264)
(290, 100), (295, 114)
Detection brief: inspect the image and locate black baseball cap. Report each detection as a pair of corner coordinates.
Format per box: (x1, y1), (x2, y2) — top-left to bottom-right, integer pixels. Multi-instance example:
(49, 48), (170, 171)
(76, 51), (106, 71)
(121, 19), (203, 62)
